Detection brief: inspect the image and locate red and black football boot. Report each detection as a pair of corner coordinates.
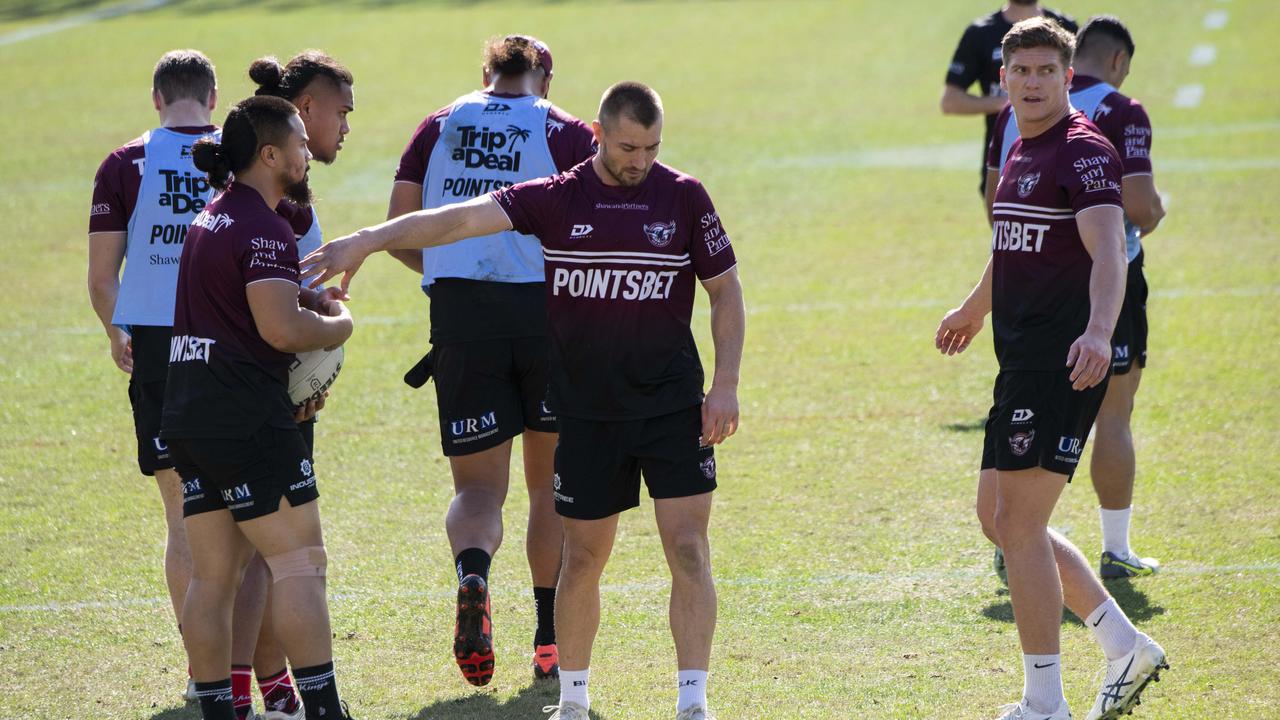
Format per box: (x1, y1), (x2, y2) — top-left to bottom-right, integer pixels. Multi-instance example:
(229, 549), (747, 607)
(453, 573), (495, 686)
(532, 643), (560, 680)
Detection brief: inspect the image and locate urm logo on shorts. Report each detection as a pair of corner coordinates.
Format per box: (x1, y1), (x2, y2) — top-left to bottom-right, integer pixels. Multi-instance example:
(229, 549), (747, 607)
(1058, 436), (1083, 456)
(221, 484), (252, 504)
(450, 411), (498, 438)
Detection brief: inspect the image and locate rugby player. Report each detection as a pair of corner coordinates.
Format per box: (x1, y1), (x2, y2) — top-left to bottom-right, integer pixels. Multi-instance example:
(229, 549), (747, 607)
(987, 16), (1165, 582)
(935, 19), (1167, 720)
(942, 0), (1076, 201)
(384, 34), (594, 686)
(218, 50), (355, 720)
(162, 96), (356, 720)
(86, 49), (220, 702)
(302, 81), (744, 720)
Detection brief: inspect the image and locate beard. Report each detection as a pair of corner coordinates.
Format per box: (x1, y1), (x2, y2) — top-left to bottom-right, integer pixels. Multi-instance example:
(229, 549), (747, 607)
(601, 153), (647, 187)
(283, 172), (313, 207)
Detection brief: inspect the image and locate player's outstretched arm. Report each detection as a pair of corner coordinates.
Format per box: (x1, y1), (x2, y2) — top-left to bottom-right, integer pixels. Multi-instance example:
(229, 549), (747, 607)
(300, 194), (513, 293)
(1068, 205), (1126, 390)
(87, 230), (132, 373)
(700, 268), (745, 446)
(936, 255), (993, 356)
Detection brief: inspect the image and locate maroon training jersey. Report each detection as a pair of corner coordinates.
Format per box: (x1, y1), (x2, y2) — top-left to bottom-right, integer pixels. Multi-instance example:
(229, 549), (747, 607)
(89, 126), (218, 233)
(394, 93), (596, 185)
(493, 160), (737, 420)
(161, 183), (302, 439)
(991, 112), (1123, 371)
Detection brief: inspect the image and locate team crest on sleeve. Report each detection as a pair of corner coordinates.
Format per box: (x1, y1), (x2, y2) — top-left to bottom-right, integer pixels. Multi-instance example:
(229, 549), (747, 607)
(643, 220), (677, 248)
(1016, 172), (1041, 198)
(1009, 430), (1035, 456)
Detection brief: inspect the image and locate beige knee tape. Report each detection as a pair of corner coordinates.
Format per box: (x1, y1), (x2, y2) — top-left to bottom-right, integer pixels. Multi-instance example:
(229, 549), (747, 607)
(265, 546), (327, 581)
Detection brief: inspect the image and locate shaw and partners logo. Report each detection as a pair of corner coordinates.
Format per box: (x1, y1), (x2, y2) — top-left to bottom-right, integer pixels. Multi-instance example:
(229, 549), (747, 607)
(170, 335), (215, 363)
(191, 210), (234, 233)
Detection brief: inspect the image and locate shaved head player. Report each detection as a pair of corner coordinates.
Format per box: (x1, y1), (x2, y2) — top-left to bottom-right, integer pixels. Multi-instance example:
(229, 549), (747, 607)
(301, 81), (745, 720)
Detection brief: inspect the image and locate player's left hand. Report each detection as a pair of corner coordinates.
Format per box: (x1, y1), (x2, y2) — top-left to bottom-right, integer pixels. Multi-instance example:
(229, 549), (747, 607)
(700, 384), (739, 446)
(935, 306), (984, 355)
(294, 391), (328, 422)
(1066, 328), (1111, 390)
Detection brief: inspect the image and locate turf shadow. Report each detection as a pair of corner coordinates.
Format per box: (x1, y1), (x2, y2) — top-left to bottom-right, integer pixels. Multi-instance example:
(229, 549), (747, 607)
(981, 578), (1165, 626)
(147, 704), (200, 720)
(943, 417), (987, 433)
(409, 680), (612, 720)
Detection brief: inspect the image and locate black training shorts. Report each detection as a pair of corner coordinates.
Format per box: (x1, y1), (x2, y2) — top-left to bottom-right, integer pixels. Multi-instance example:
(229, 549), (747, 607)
(170, 425), (319, 522)
(980, 369), (1109, 480)
(432, 336), (557, 457)
(127, 325), (174, 476)
(1111, 250), (1149, 375)
(553, 404), (716, 520)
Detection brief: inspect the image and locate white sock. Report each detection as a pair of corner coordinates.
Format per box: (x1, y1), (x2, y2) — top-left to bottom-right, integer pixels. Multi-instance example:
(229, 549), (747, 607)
(1022, 654), (1065, 713)
(1099, 506), (1133, 558)
(559, 669), (590, 711)
(676, 669), (708, 712)
(1086, 597), (1140, 660)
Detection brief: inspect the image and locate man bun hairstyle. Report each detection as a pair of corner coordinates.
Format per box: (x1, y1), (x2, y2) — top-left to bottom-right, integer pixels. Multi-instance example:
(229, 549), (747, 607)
(1002, 16), (1077, 70)
(1077, 15), (1136, 60)
(250, 50), (353, 101)
(599, 81), (663, 129)
(192, 96), (299, 190)
(153, 49), (217, 105)
(482, 34), (542, 77)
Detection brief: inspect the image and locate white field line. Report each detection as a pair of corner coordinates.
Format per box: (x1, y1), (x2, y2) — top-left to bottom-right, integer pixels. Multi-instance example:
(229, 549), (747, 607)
(1189, 44), (1218, 67)
(4, 562), (1278, 614)
(0, 0), (171, 47)
(1204, 9), (1229, 30)
(1173, 85), (1206, 109)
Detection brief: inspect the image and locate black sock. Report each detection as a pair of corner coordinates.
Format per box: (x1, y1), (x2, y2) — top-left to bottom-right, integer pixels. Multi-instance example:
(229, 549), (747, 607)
(293, 661), (344, 719)
(533, 586), (556, 646)
(194, 679), (236, 720)
(455, 547), (492, 583)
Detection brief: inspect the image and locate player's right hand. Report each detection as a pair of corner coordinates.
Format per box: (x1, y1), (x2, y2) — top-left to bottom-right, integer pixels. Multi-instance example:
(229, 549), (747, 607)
(110, 328), (133, 374)
(935, 307), (984, 356)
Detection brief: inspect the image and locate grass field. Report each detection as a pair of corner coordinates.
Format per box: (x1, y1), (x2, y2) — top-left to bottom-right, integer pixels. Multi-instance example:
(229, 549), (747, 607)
(1, 0), (1278, 718)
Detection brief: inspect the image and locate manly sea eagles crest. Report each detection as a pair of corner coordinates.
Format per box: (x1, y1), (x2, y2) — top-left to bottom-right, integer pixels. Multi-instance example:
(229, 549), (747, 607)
(643, 220), (677, 248)
(1016, 172), (1041, 198)
(1009, 430), (1036, 457)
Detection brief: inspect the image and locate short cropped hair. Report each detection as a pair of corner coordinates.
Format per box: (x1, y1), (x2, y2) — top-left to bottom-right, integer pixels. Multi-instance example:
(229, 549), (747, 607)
(1002, 17), (1076, 70)
(483, 35), (542, 76)
(1077, 15), (1136, 60)
(598, 81), (663, 129)
(153, 50), (217, 105)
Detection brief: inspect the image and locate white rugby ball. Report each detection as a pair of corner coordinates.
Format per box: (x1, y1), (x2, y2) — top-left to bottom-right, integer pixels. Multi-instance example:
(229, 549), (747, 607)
(288, 346), (344, 405)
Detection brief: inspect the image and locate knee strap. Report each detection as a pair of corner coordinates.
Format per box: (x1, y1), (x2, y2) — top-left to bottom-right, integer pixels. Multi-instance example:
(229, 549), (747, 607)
(264, 546), (327, 581)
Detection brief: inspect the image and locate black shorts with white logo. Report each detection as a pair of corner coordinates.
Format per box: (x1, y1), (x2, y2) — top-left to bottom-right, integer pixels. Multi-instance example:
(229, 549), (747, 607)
(1111, 250), (1148, 375)
(553, 404), (716, 520)
(980, 369), (1109, 480)
(432, 336), (557, 457)
(169, 425), (319, 522)
(127, 325), (174, 476)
